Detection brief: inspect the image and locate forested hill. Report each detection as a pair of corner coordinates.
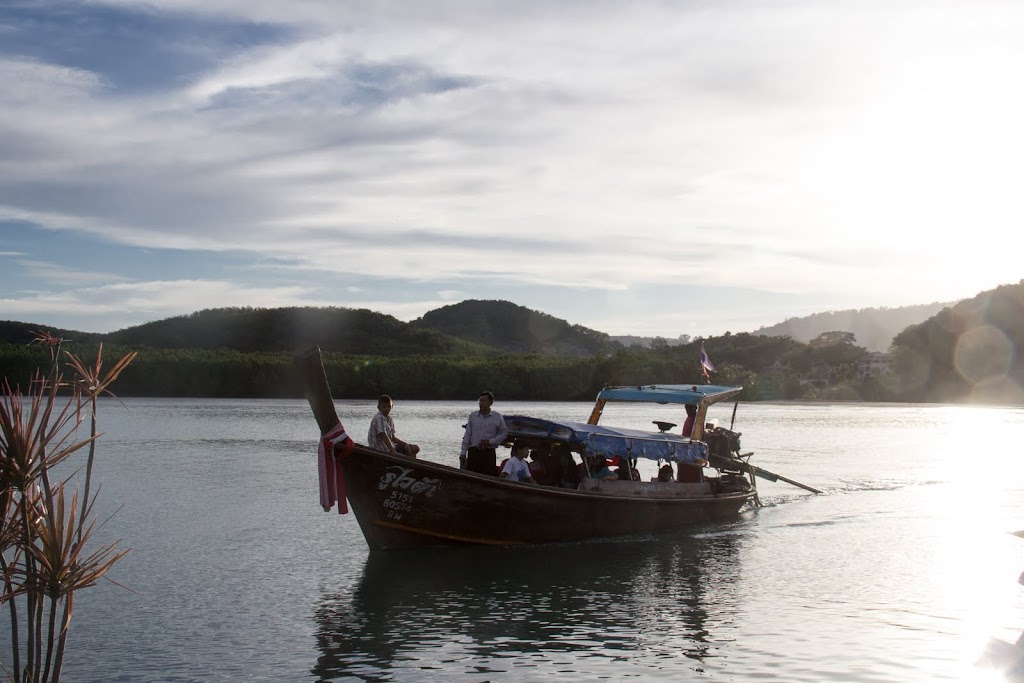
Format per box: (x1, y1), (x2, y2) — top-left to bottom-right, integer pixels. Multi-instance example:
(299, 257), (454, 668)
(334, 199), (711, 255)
(0, 303), (619, 357)
(412, 300), (622, 356)
(4, 286), (1024, 403)
(755, 301), (953, 351)
(94, 307), (495, 356)
(891, 280), (1024, 403)
(0, 321), (103, 346)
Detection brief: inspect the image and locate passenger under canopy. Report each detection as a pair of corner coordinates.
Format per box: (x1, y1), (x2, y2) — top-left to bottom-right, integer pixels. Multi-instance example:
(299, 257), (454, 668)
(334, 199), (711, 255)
(504, 415), (709, 464)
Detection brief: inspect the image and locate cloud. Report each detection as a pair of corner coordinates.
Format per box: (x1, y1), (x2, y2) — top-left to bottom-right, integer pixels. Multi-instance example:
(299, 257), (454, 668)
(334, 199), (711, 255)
(0, 58), (106, 104)
(1, 279), (328, 331)
(2, 1), (1023, 336)
(14, 259), (130, 286)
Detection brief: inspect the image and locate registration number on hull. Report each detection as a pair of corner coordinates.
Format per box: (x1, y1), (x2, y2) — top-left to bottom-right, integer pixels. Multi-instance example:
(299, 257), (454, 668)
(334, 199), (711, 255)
(377, 466), (441, 521)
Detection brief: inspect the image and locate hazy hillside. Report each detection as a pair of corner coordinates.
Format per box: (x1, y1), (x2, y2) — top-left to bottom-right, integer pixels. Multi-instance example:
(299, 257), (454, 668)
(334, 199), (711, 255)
(755, 302), (954, 351)
(610, 335), (688, 348)
(413, 300), (622, 356)
(97, 307), (496, 356)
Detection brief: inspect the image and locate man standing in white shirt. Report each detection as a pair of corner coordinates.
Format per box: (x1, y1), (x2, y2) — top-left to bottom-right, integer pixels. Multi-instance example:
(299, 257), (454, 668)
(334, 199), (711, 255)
(367, 395), (420, 457)
(460, 391), (508, 475)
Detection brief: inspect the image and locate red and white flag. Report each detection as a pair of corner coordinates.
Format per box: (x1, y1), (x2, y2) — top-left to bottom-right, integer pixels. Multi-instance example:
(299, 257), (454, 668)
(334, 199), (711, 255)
(700, 343), (716, 382)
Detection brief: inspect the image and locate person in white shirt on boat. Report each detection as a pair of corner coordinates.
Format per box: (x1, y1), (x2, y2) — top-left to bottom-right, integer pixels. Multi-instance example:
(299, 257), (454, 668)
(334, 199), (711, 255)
(500, 441), (536, 484)
(367, 395), (420, 457)
(460, 390), (508, 475)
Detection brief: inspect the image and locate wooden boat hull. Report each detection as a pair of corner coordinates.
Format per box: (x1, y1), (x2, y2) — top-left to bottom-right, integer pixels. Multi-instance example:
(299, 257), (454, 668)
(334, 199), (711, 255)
(341, 445), (754, 550)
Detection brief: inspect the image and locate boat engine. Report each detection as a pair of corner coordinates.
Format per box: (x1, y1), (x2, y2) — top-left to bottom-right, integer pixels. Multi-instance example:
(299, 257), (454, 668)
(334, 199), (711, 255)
(705, 426), (740, 457)
(704, 427), (743, 472)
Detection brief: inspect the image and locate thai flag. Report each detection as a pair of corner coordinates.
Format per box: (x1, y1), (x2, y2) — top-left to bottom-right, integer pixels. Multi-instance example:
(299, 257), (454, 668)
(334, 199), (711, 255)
(700, 343), (715, 381)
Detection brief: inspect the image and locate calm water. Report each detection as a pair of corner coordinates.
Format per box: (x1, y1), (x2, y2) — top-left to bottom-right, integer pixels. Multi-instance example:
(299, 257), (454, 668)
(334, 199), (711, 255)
(8, 398), (1024, 681)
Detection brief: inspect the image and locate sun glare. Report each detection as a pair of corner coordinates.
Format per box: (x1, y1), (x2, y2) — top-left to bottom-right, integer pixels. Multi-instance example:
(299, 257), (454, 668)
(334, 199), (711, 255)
(907, 405), (1024, 671)
(797, 36), (1024, 301)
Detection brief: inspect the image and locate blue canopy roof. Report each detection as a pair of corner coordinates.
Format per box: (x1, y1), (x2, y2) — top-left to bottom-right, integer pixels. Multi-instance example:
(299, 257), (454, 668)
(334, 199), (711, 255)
(596, 384), (742, 406)
(505, 415), (709, 464)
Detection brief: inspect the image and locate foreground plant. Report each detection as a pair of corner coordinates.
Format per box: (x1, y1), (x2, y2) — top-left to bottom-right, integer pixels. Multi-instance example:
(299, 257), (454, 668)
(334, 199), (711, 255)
(0, 335), (136, 682)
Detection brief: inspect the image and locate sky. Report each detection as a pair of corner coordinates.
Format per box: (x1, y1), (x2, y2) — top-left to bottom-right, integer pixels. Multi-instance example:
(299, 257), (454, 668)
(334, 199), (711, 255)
(2, 1), (1023, 339)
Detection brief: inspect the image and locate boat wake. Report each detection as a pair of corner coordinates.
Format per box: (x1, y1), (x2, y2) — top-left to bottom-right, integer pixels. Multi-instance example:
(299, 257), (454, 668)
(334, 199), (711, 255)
(758, 478), (944, 499)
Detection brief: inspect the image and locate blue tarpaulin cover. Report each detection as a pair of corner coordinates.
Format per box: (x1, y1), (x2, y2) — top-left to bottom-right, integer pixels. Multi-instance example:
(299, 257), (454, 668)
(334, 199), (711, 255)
(505, 415), (709, 464)
(596, 384), (742, 406)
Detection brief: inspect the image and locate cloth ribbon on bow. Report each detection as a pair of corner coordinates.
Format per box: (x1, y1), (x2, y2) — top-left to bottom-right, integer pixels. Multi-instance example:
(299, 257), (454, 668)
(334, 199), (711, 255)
(318, 421), (355, 514)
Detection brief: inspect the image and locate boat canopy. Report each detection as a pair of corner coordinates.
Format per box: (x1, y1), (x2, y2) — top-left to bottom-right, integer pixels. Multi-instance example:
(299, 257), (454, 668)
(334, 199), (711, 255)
(505, 415), (709, 464)
(596, 384), (742, 406)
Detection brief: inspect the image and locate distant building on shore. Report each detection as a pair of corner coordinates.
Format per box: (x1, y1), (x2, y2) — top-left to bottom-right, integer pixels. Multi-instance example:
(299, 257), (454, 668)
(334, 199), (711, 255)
(857, 352), (892, 379)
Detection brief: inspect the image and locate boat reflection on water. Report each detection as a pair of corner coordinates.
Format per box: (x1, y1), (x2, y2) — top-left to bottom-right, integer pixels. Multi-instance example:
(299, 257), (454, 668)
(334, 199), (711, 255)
(311, 525), (748, 681)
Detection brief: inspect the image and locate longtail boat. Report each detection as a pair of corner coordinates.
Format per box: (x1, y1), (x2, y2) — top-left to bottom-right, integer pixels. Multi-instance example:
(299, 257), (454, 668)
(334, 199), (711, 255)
(296, 347), (789, 550)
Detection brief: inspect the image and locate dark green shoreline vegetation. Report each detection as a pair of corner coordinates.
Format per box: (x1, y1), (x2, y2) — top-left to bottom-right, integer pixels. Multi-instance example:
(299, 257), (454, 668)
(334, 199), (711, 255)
(0, 336), (923, 402)
(2, 280), (1023, 403)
